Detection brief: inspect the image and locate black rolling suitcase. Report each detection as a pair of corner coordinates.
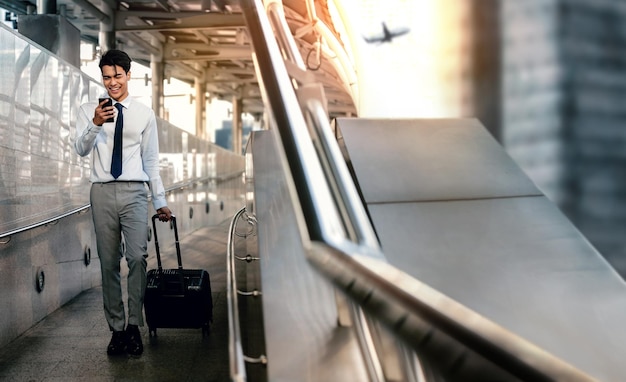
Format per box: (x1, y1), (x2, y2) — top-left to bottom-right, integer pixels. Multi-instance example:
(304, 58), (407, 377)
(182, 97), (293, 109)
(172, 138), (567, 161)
(144, 214), (213, 337)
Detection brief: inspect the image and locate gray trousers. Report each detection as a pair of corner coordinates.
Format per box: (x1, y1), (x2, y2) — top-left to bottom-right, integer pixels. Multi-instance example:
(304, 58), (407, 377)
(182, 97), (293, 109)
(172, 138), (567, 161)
(90, 182), (149, 331)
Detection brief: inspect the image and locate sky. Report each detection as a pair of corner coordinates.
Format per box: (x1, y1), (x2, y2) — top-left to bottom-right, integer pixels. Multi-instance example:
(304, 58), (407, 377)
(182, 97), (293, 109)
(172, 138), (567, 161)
(335, 0), (465, 118)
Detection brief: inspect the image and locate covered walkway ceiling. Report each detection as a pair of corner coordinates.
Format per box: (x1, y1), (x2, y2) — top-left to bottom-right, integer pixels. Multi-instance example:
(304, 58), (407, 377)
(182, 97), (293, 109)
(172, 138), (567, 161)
(2, 0), (356, 116)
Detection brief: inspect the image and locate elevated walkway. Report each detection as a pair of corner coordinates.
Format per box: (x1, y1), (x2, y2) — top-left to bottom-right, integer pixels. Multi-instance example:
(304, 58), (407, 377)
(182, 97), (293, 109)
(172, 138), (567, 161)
(4, 117), (625, 381)
(0, 223), (231, 382)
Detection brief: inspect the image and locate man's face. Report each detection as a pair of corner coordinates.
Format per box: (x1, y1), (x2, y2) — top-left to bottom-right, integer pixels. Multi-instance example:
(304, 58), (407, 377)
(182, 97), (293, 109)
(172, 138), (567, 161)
(101, 64), (130, 101)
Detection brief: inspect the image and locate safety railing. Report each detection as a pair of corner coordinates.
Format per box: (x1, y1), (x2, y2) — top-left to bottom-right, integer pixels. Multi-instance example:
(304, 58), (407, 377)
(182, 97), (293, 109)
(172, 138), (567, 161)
(0, 174), (238, 244)
(0, 205), (91, 244)
(227, 207), (248, 382)
(163, 171), (244, 194)
(227, 206), (266, 382)
(242, 0), (414, 380)
(239, 0), (594, 380)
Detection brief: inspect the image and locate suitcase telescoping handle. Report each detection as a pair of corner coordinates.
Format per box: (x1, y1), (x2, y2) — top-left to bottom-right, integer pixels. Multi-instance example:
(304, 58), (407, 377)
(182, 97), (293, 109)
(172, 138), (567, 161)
(151, 214), (183, 271)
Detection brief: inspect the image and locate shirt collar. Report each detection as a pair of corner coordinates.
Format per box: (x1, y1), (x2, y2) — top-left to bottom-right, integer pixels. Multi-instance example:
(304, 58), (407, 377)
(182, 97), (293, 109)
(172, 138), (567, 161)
(115, 96), (131, 109)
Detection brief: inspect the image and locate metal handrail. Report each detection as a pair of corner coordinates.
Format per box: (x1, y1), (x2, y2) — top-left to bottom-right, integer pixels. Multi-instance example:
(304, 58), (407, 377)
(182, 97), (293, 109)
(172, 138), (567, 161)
(303, 93), (402, 381)
(261, 0), (377, 251)
(307, 242), (595, 381)
(227, 206), (248, 382)
(265, 0), (306, 70)
(164, 171), (244, 193)
(242, 0), (346, 244)
(301, 94), (381, 250)
(0, 204), (91, 242)
(241, 1), (399, 381)
(0, 173), (237, 242)
(241, 0), (593, 380)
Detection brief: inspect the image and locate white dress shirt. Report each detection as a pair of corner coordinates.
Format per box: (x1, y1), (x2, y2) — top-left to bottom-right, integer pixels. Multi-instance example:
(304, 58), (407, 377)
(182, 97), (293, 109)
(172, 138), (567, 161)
(74, 95), (167, 210)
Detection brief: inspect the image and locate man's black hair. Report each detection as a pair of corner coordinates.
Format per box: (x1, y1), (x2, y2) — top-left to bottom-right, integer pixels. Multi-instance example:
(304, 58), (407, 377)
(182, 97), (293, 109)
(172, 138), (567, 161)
(99, 49), (132, 73)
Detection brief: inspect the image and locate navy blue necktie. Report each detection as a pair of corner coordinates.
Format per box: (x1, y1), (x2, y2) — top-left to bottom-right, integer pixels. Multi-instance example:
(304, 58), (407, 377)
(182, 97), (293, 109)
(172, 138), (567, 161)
(111, 103), (124, 179)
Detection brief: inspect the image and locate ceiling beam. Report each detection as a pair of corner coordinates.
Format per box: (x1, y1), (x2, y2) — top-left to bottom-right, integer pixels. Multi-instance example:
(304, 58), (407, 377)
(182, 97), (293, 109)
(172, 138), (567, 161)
(68, 0), (110, 23)
(207, 68), (255, 77)
(115, 12), (244, 32)
(203, 77), (257, 85)
(193, 31), (211, 44)
(164, 43), (251, 61)
(123, 32), (163, 56)
(169, 61), (204, 78)
(155, 0), (172, 11)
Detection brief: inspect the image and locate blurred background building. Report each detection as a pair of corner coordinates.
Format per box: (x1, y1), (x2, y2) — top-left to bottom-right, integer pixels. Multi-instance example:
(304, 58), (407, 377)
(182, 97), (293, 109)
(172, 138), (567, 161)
(500, 1), (626, 277)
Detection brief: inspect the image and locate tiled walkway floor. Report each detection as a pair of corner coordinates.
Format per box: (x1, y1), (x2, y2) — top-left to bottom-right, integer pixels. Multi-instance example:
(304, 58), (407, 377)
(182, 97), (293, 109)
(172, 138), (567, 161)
(0, 222), (231, 382)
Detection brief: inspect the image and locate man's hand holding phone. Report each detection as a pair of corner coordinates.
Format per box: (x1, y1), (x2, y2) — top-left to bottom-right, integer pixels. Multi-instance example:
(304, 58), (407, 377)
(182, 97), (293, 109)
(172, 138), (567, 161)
(94, 98), (115, 126)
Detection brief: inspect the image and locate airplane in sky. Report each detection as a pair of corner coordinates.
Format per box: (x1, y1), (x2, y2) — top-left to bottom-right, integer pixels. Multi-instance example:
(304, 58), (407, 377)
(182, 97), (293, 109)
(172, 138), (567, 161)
(363, 22), (410, 44)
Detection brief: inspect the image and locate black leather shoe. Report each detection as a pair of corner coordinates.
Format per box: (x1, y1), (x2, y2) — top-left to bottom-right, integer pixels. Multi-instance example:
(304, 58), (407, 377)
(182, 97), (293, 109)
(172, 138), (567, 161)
(126, 324), (143, 356)
(107, 331), (127, 355)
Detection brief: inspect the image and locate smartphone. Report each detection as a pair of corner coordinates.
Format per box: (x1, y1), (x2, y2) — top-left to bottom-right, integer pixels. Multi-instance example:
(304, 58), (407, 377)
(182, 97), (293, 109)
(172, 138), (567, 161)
(99, 98), (114, 123)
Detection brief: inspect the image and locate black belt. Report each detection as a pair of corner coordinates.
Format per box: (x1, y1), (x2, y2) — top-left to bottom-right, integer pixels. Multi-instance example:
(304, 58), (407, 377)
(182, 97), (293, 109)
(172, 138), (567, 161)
(93, 180), (146, 184)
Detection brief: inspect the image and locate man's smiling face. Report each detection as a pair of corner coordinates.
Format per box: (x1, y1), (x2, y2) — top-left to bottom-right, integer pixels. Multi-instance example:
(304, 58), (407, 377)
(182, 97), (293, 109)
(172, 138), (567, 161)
(101, 64), (130, 102)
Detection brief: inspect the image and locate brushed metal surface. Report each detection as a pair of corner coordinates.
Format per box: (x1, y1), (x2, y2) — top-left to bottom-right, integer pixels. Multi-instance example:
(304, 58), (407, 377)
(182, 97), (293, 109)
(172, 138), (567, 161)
(337, 117), (541, 203)
(249, 130), (368, 381)
(337, 117), (626, 381)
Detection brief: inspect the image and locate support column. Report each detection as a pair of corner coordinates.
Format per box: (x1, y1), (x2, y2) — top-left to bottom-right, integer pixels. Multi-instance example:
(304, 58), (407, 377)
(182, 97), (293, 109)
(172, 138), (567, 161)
(206, 97), (217, 143)
(37, 0), (56, 14)
(151, 37), (164, 118)
(231, 96), (243, 155)
(98, 1), (115, 52)
(194, 76), (205, 138)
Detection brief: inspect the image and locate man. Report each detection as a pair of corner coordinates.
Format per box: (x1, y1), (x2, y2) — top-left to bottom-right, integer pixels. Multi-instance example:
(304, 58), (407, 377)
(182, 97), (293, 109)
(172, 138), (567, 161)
(74, 49), (172, 357)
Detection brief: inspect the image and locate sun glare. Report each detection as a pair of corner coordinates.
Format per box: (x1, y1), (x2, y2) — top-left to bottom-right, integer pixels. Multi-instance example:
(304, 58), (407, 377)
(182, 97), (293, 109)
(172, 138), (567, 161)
(332, 0), (464, 118)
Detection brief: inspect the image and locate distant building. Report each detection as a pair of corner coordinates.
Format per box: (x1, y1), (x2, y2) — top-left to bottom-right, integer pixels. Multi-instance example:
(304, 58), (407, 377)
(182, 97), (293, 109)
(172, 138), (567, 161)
(394, 0), (626, 276)
(473, 0), (626, 275)
(215, 120), (253, 153)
